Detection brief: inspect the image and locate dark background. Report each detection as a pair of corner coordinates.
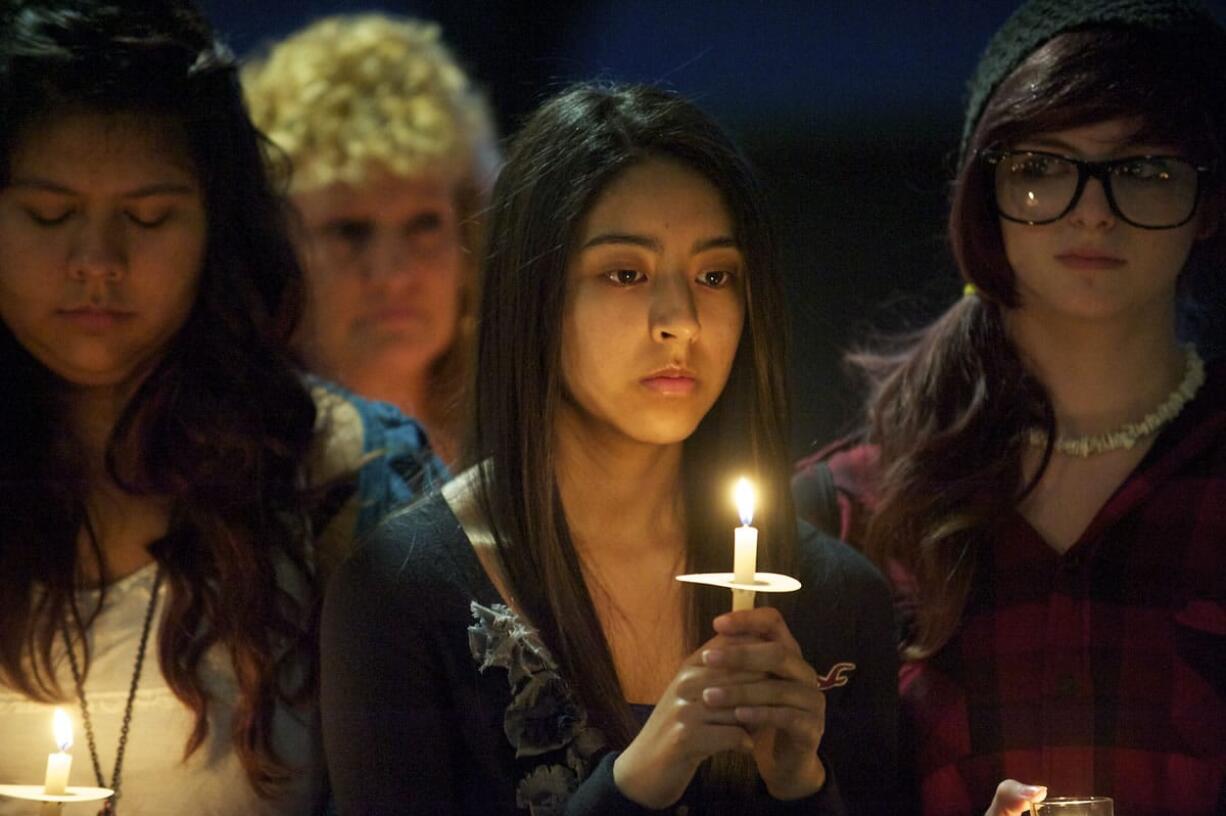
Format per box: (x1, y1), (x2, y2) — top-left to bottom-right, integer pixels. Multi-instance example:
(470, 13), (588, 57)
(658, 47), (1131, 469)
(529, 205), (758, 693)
(202, 0), (1226, 455)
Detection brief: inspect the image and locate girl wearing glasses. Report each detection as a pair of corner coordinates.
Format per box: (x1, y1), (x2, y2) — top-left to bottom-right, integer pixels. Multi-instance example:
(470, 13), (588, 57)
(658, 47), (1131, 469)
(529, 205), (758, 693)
(793, 1), (1225, 814)
(322, 83), (899, 815)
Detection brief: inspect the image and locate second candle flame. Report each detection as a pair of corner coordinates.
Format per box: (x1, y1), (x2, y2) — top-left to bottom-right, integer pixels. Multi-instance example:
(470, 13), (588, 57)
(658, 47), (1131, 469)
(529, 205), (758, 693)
(734, 477), (755, 527)
(53, 707), (73, 752)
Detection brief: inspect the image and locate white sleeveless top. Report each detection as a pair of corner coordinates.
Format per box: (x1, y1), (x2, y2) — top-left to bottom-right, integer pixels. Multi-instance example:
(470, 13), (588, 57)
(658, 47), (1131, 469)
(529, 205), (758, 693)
(0, 562), (322, 815)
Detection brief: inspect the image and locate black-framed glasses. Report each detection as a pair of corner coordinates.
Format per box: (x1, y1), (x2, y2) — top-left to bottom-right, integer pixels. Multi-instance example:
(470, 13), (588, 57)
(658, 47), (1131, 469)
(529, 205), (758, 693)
(981, 148), (1213, 229)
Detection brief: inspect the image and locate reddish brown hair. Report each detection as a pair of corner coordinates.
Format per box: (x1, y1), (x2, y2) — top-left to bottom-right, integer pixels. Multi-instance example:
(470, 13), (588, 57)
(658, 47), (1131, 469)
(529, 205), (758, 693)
(0, 0), (318, 795)
(859, 26), (1226, 658)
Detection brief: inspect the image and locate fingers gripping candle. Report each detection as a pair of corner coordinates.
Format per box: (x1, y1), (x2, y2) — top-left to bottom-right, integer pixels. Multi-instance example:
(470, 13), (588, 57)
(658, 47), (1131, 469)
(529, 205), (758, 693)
(732, 478), (758, 611)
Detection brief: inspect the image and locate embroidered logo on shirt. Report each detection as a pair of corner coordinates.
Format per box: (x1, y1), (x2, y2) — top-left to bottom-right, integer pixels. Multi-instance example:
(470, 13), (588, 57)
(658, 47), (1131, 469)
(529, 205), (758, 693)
(816, 661), (856, 690)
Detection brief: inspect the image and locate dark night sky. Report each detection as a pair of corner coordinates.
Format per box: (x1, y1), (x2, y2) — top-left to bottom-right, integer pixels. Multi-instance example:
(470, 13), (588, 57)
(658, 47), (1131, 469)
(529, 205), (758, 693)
(202, 0), (1226, 451)
(204, 1), (1056, 130)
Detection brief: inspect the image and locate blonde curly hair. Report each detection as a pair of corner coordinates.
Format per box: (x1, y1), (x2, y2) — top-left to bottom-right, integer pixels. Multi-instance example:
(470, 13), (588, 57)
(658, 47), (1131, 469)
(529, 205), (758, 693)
(242, 13), (498, 195)
(243, 15), (499, 465)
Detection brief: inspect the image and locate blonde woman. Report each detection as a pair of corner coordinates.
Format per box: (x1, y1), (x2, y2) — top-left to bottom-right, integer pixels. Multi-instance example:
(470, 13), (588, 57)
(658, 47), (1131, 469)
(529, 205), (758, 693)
(244, 15), (499, 465)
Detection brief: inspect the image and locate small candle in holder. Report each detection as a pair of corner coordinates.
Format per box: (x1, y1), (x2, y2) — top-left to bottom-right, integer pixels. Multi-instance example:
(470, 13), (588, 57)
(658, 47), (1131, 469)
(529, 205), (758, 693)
(676, 476), (800, 608)
(43, 708), (72, 795)
(732, 478), (757, 611)
(1030, 797), (1113, 816)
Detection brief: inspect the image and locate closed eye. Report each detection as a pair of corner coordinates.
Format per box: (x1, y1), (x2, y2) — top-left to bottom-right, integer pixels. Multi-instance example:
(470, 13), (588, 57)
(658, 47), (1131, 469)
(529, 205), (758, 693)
(26, 208), (73, 227)
(126, 211), (171, 228)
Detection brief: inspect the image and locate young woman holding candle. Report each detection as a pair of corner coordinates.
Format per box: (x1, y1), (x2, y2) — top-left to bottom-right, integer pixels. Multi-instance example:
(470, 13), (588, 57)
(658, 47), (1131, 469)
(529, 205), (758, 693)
(0, 2), (441, 814)
(791, 1), (1226, 814)
(321, 83), (900, 815)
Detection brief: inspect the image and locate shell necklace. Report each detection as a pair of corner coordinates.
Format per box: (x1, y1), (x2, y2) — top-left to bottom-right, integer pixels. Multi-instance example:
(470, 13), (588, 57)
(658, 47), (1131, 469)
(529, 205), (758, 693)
(1026, 344), (1205, 457)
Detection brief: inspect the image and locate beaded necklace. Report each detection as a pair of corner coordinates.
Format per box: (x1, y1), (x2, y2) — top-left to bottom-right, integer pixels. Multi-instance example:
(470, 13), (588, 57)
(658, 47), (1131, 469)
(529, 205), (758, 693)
(1026, 344), (1205, 457)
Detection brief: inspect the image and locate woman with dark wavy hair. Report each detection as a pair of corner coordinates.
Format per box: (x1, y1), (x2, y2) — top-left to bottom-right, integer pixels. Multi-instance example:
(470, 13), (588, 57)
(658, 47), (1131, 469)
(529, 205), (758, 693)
(322, 83), (898, 815)
(793, 1), (1226, 814)
(0, 2), (440, 813)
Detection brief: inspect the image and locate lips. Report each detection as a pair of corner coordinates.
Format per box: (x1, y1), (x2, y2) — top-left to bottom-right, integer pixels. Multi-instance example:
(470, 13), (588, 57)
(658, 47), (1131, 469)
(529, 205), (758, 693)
(641, 367), (697, 395)
(1055, 249), (1125, 270)
(57, 307), (134, 330)
(368, 308), (425, 325)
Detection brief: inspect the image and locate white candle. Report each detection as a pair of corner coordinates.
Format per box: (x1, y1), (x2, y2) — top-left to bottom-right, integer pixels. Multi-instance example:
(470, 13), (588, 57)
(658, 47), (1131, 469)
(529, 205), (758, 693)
(43, 708), (72, 795)
(733, 525), (757, 584)
(732, 479), (758, 610)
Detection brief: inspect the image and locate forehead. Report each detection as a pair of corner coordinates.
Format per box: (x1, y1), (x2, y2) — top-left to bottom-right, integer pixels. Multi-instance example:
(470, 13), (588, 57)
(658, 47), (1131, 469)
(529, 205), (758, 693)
(581, 157), (732, 236)
(293, 171), (456, 215)
(7, 111), (196, 188)
(1015, 117), (1179, 155)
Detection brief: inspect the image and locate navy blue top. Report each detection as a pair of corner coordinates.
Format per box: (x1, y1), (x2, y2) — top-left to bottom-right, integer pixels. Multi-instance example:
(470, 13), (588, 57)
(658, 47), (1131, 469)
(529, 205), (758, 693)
(321, 492), (899, 815)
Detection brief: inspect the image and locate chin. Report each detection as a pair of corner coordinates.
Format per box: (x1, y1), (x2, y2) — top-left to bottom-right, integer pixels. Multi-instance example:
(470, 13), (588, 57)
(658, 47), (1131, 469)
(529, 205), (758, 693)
(364, 333), (449, 365)
(1052, 294), (1159, 324)
(338, 344), (439, 385)
(45, 360), (143, 389)
(623, 413), (706, 446)
(1023, 281), (1160, 324)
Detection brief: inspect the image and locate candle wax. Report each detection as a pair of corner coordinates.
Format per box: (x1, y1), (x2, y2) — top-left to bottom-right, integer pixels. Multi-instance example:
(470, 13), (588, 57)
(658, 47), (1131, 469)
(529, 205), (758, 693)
(43, 752), (70, 796)
(734, 524), (757, 584)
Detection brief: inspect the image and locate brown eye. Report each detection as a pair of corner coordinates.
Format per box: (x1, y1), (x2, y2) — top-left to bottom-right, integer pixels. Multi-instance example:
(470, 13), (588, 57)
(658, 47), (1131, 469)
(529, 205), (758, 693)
(404, 212), (443, 236)
(324, 220), (374, 249)
(698, 269), (733, 288)
(606, 268), (645, 285)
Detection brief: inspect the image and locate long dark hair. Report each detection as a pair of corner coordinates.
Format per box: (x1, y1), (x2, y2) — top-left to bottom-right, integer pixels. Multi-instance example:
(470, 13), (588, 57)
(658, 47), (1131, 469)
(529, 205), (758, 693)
(0, 0), (317, 794)
(471, 83), (796, 752)
(858, 25), (1226, 659)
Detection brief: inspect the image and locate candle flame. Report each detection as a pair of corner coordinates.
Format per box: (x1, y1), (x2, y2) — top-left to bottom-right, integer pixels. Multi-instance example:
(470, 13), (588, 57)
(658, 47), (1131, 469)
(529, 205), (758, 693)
(734, 477), (755, 526)
(53, 707), (72, 752)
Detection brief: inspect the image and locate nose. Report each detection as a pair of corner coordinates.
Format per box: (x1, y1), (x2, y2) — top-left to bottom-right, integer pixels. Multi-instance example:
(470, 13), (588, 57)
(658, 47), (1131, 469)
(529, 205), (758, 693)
(364, 233), (418, 285)
(650, 271), (700, 344)
(1067, 176), (1116, 230)
(69, 217), (126, 281)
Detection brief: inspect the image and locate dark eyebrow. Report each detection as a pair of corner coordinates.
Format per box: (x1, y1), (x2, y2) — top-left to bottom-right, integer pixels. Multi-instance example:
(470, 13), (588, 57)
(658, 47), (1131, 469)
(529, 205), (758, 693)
(580, 232), (661, 252)
(1016, 136), (1168, 158)
(693, 236), (738, 253)
(580, 233), (739, 254)
(1016, 137), (1077, 153)
(8, 178), (196, 198)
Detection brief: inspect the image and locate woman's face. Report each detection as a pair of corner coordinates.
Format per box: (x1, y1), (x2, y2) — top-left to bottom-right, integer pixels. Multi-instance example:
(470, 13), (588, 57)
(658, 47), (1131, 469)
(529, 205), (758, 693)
(561, 156), (746, 447)
(0, 112), (206, 389)
(291, 172), (463, 394)
(1000, 117), (1214, 325)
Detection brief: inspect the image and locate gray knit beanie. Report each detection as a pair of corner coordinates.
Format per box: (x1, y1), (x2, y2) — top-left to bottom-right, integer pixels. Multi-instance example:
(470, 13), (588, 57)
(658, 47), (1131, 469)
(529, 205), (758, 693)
(961, 0), (1226, 157)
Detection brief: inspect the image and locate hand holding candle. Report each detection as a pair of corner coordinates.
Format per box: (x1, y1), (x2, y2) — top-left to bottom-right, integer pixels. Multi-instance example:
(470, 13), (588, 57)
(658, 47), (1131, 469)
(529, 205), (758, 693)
(43, 708), (72, 795)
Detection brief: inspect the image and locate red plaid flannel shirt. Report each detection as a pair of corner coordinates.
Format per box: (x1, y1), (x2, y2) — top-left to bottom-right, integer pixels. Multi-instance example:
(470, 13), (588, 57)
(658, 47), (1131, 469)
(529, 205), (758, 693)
(794, 361), (1226, 816)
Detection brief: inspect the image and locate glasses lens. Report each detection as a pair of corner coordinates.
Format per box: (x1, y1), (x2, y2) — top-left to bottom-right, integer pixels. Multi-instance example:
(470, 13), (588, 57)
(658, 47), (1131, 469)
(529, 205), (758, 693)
(993, 152), (1078, 223)
(1110, 157), (1199, 228)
